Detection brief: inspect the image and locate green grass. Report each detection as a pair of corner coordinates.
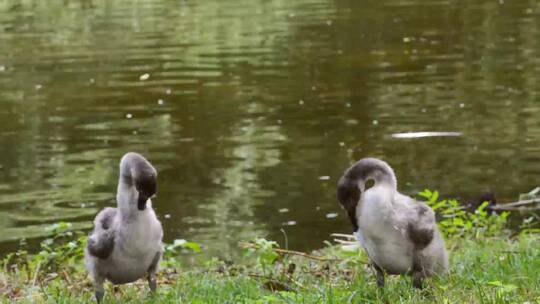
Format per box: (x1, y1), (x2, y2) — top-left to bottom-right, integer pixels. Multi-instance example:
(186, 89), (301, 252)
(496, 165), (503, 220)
(1, 234), (539, 303)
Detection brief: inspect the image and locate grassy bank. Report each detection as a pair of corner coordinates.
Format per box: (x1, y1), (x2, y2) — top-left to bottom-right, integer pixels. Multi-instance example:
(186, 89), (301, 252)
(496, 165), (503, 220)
(1, 234), (539, 303)
(1, 190), (539, 303)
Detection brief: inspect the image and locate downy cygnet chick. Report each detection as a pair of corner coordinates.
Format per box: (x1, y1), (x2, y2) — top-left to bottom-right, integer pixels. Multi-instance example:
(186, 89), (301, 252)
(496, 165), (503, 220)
(85, 152), (163, 302)
(337, 158), (448, 288)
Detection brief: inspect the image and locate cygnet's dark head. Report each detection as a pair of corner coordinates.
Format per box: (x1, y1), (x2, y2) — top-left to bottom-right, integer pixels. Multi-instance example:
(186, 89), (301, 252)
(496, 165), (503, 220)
(120, 152), (158, 211)
(337, 176), (361, 232)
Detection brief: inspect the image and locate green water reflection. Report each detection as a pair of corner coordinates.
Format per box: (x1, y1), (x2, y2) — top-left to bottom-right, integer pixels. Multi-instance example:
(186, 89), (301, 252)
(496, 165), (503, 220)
(0, 0), (538, 256)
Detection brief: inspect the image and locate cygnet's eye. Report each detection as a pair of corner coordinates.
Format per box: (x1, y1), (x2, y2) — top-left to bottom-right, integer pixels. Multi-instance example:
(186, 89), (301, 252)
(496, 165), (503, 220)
(364, 179), (375, 190)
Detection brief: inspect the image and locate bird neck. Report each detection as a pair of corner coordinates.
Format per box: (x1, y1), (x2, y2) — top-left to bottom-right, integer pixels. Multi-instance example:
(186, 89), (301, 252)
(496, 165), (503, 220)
(116, 180), (149, 219)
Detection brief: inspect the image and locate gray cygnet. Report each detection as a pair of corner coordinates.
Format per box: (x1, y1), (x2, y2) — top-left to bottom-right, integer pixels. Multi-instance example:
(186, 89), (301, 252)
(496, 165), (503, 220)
(85, 152), (163, 302)
(337, 158), (448, 288)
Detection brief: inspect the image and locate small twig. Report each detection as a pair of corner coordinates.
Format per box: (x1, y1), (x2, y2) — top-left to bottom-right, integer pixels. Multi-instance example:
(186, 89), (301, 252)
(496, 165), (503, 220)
(274, 248), (340, 261)
(248, 272), (305, 290)
(332, 233), (360, 251)
(491, 206), (540, 211)
(62, 270), (72, 285)
(246, 273), (266, 279)
(239, 242), (340, 262)
(489, 198), (540, 211)
(330, 233), (356, 240)
(284, 272), (305, 289)
(280, 228), (289, 250)
(37, 278), (49, 301)
(31, 262), (41, 287)
(333, 239), (357, 245)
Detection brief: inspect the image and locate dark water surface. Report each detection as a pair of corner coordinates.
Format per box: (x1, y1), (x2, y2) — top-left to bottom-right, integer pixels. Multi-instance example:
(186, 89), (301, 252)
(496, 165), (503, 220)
(0, 0), (539, 257)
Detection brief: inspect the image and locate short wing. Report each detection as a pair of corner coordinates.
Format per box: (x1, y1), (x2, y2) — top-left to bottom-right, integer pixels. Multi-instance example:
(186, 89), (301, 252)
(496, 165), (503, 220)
(87, 207), (117, 259)
(406, 202), (435, 250)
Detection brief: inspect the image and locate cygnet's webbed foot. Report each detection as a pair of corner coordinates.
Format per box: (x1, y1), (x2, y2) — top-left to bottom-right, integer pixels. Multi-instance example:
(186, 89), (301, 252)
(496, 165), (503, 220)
(412, 271), (425, 289)
(148, 274), (157, 292)
(95, 289), (104, 303)
(147, 250), (161, 293)
(376, 274), (385, 288)
(90, 273), (105, 303)
(372, 263), (385, 288)
(411, 250), (427, 289)
(93, 278), (105, 303)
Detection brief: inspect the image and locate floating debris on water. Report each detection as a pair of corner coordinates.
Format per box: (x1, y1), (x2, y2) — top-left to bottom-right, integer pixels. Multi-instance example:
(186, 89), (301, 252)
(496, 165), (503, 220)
(278, 208), (289, 213)
(319, 176), (330, 180)
(126, 113), (133, 119)
(391, 132), (461, 139)
(326, 213), (338, 219)
(158, 99), (164, 105)
(283, 220), (296, 226)
(139, 73), (150, 81)
(35, 84), (42, 90)
(164, 214), (171, 219)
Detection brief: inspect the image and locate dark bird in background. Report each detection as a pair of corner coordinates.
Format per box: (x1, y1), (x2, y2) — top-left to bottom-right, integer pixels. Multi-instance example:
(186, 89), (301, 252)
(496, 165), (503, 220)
(468, 191), (498, 214)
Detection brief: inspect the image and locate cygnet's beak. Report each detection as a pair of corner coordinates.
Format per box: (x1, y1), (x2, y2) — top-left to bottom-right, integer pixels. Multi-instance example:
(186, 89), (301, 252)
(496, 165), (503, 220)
(137, 194), (148, 211)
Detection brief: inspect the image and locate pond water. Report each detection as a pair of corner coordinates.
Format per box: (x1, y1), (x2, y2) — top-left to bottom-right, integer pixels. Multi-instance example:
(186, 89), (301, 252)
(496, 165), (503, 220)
(0, 0), (539, 257)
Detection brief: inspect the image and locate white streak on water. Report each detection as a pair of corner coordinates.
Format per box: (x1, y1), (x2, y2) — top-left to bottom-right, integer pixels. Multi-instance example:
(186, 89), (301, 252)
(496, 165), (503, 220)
(391, 132), (461, 139)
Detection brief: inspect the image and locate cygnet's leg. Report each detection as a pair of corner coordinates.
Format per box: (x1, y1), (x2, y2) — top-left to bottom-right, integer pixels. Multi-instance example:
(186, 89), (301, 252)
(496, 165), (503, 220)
(93, 275), (105, 303)
(147, 251), (161, 292)
(412, 271), (425, 289)
(372, 263), (385, 288)
(411, 252), (426, 289)
(406, 212), (435, 289)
